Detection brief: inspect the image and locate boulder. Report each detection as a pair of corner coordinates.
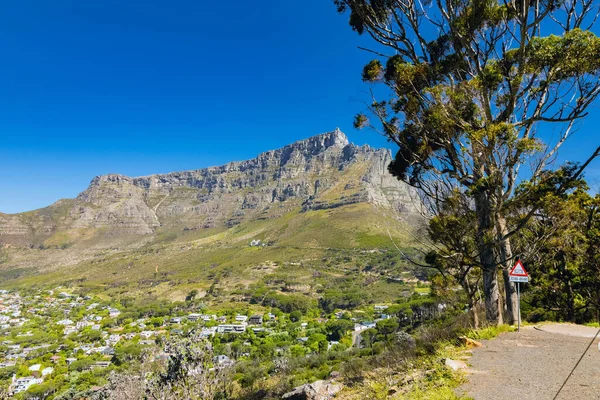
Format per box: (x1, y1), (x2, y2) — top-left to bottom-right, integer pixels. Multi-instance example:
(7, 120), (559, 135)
(282, 380), (342, 400)
(444, 358), (468, 371)
(459, 336), (483, 348)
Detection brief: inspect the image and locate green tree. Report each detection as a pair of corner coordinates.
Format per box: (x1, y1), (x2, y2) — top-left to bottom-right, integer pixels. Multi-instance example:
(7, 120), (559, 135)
(515, 178), (600, 323)
(325, 319), (354, 341)
(375, 319), (399, 343)
(426, 191), (484, 327)
(79, 329), (103, 343)
(289, 310), (302, 322)
(70, 358), (94, 372)
(335, 0), (600, 324)
(23, 381), (59, 399)
(113, 343), (144, 366)
(307, 333), (328, 353)
(148, 316), (164, 328)
(185, 289), (199, 302)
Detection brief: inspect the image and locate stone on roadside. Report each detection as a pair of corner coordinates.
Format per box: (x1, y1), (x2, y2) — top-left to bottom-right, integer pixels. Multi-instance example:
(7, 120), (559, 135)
(445, 358), (468, 371)
(459, 336), (483, 348)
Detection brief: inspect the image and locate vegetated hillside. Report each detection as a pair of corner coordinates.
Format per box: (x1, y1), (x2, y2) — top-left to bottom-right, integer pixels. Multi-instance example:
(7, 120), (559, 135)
(0, 130), (428, 302)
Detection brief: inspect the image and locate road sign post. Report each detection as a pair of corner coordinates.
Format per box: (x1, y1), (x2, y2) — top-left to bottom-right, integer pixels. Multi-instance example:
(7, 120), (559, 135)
(509, 259), (529, 332)
(517, 281), (521, 332)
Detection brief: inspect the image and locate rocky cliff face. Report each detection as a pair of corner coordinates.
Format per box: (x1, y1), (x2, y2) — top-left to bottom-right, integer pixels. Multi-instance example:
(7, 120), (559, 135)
(0, 130), (418, 247)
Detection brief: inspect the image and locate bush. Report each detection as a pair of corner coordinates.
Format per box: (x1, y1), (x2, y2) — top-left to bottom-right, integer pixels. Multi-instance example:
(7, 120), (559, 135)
(525, 307), (556, 323)
(289, 311), (302, 322)
(414, 314), (470, 353)
(342, 357), (366, 384)
(70, 358), (94, 371)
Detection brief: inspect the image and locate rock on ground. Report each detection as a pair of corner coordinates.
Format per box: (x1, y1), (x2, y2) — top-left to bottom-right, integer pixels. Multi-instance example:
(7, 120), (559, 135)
(445, 358), (469, 371)
(282, 380), (342, 400)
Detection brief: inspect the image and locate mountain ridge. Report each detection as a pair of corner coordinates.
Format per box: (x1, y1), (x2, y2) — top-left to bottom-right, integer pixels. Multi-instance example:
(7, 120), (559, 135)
(0, 129), (419, 249)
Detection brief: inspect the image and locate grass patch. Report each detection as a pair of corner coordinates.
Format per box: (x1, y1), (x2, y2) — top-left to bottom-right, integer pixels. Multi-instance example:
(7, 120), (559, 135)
(466, 324), (514, 341)
(400, 341), (472, 399)
(414, 286), (431, 295)
(407, 385), (472, 400)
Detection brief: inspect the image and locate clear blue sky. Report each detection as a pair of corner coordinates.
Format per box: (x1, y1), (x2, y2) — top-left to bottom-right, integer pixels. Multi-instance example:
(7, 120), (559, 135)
(0, 0), (598, 213)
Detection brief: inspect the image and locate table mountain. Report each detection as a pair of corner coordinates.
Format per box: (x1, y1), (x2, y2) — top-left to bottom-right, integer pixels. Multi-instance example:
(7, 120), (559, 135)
(0, 129), (420, 249)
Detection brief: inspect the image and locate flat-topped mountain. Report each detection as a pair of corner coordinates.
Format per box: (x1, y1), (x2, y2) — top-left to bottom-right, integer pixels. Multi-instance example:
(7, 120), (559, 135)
(0, 130), (419, 249)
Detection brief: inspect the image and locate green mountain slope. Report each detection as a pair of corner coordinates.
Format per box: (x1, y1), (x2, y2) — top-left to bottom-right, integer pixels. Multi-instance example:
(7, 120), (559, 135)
(0, 130), (427, 304)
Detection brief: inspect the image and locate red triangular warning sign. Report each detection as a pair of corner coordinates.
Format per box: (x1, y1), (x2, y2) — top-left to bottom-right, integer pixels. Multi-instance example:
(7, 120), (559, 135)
(509, 259), (528, 277)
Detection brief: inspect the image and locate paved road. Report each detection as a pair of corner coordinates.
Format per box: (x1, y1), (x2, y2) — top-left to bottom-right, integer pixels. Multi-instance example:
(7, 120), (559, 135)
(458, 324), (600, 400)
(351, 327), (368, 348)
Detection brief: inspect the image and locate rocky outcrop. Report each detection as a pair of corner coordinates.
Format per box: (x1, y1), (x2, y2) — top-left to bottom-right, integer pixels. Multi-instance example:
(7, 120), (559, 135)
(282, 380), (342, 400)
(0, 129), (419, 246)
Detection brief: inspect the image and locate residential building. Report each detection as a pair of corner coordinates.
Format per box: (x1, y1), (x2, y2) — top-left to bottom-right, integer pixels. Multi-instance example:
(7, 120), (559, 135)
(235, 315), (248, 323)
(215, 324), (247, 334)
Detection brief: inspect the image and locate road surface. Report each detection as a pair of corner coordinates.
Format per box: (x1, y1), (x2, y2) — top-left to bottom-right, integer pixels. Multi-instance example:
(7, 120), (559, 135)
(458, 323), (600, 400)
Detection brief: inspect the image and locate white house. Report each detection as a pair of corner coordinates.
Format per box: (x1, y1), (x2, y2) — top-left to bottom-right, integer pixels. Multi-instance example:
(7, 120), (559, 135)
(235, 315), (248, 323)
(140, 331), (154, 339)
(214, 355), (233, 366)
(10, 377), (43, 394)
(187, 313), (202, 322)
(63, 327), (77, 336)
(107, 334), (121, 345)
(108, 308), (121, 318)
(76, 321), (92, 330)
(28, 364), (41, 373)
(216, 324), (247, 334)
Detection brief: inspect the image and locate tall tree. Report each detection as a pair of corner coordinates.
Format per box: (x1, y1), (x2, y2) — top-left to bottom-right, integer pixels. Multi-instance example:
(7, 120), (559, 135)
(335, 0), (600, 324)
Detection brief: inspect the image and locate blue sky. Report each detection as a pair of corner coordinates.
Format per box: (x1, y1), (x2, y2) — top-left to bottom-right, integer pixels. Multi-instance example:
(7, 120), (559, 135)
(0, 0), (598, 213)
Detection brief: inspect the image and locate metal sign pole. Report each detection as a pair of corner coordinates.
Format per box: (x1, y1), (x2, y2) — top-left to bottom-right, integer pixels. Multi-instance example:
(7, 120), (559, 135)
(517, 282), (521, 332)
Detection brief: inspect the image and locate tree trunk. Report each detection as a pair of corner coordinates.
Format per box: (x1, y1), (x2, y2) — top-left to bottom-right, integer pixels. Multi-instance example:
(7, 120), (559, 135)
(497, 215), (519, 324)
(472, 306), (479, 330)
(483, 264), (502, 324)
(463, 275), (480, 329)
(474, 189), (503, 325)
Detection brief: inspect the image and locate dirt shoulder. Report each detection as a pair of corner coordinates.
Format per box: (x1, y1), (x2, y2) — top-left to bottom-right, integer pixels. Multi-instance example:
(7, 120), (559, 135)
(458, 324), (600, 400)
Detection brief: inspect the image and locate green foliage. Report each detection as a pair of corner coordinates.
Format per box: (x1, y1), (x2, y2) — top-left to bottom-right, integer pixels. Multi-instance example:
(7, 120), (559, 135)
(526, 29), (600, 78)
(78, 329), (103, 343)
(113, 343), (144, 366)
(70, 358), (95, 371)
(307, 333), (328, 353)
(466, 324), (513, 340)
(289, 310), (302, 322)
(325, 319), (354, 341)
(509, 174), (600, 324)
(319, 287), (369, 312)
(0, 366), (17, 381)
(148, 317), (165, 327)
(362, 59), (383, 81)
(185, 289), (199, 302)
(260, 292), (315, 314)
(23, 380), (60, 399)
